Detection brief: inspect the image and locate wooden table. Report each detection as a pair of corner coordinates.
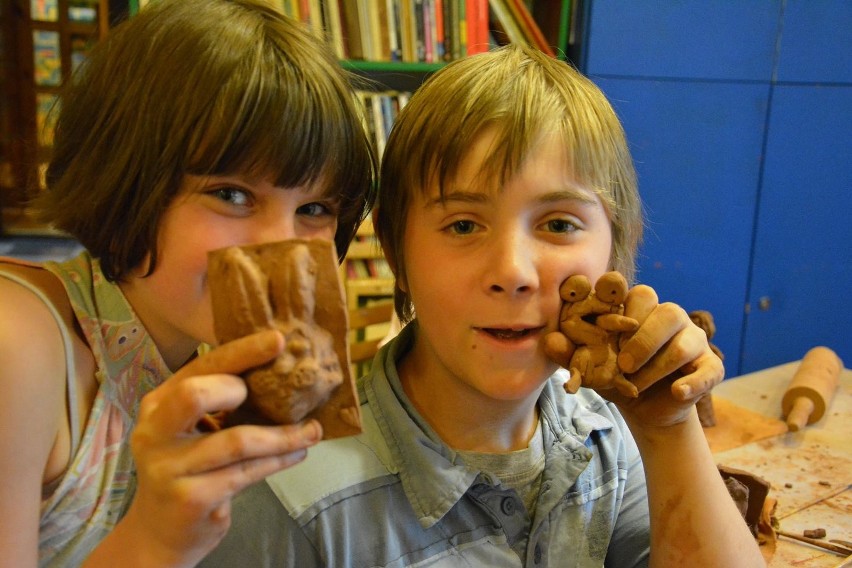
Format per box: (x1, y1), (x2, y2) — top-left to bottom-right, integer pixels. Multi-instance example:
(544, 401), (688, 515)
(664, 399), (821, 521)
(710, 361), (852, 567)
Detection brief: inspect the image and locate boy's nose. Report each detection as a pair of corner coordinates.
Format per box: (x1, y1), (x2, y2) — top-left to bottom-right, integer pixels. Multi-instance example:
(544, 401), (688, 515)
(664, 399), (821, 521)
(486, 233), (539, 295)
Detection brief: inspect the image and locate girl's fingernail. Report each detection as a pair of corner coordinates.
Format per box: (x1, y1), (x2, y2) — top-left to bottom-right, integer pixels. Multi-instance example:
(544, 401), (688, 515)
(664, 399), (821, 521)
(677, 384), (692, 399)
(301, 420), (322, 443)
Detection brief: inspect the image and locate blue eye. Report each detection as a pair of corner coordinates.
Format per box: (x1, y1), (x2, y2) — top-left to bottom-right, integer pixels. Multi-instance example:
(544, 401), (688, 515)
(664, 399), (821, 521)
(211, 187), (250, 206)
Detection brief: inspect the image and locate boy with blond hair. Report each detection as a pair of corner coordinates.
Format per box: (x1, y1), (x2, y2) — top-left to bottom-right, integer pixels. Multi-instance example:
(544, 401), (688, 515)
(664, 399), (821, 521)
(203, 45), (761, 567)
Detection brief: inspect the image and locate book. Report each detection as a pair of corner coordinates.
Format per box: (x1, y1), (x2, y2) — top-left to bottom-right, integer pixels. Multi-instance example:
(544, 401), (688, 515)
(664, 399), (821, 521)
(487, 0), (525, 46)
(386, 0), (402, 61)
(400, 0), (417, 62)
(433, 0), (445, 61)
(445, 0), (460, 60)
(466, 0), (489, 54)
(506, 0), (555, 56)
(33, 30), (61, 87)
(356, 0), (375, 60)
(307, 0), (325, 38)
(340, 0), (365, 59)
(413, 0), (426, 62)
(323, 0), (346, 59)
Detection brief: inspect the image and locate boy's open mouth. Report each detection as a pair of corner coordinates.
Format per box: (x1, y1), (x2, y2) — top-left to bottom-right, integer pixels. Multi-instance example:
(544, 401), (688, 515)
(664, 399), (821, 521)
(478, 326), (543, 340)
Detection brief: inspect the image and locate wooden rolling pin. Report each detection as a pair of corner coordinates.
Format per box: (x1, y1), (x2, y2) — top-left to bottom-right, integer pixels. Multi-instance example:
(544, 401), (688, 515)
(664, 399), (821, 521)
(781, 346), (844, 431)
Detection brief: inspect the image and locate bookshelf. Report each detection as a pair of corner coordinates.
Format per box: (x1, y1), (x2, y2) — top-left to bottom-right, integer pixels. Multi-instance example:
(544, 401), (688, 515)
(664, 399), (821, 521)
(342, 218), (394, 312)
(332, 1), (571, 327)
(0, 0), (132, 235)
(1, 1), (570, 235)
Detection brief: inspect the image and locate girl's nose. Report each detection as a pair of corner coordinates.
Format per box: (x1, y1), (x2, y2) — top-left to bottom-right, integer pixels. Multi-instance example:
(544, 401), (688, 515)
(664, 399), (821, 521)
(485, 232), (539, 296)
(251, 218), (298, 245)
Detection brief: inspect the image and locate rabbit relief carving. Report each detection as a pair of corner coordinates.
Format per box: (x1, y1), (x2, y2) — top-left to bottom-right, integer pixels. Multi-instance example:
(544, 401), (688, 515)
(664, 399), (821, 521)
(211, 243), (345, 425)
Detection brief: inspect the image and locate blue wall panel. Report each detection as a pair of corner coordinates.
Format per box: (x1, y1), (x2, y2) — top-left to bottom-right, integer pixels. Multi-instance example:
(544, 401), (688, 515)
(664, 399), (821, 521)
(742, 85), (852, 371)
(776, 0), (852, 84)
(584, 0), (782, 81)
(592, 77), (770, 372)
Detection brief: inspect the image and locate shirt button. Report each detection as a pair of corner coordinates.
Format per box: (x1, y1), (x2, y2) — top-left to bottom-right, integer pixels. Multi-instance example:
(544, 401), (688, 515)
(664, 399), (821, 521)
(500, 496), (516, 515)
(534, 544), (543, 564)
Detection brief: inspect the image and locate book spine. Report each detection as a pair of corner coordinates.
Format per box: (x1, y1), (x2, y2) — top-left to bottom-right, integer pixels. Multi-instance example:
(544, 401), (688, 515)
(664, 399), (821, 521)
(413, 0), (426, 62)
(323, 0), (346, 59)
(386, 0), (402, 61)
(433, 0), (445, 61)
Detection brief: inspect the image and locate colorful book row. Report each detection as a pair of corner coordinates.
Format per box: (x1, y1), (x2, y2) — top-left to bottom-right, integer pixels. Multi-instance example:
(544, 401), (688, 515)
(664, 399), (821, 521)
(277, 0), (492, 63)
(356, 89), (410, 158)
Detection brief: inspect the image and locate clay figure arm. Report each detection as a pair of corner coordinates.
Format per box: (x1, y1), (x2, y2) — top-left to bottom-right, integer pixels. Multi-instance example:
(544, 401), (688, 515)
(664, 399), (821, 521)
(84, 330), (322, 568)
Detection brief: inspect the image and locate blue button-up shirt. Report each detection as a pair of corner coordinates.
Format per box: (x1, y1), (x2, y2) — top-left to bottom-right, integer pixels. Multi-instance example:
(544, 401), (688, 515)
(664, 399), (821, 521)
(201, 324), (650, 567)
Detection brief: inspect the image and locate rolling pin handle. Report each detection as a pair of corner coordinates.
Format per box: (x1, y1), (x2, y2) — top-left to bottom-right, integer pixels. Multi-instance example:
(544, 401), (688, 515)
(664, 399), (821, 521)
(785, 396), (815, 432)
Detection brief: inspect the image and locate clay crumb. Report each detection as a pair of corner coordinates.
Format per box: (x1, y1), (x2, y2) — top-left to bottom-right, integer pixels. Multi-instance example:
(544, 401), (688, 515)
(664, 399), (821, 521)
(818, 480), (832, 487)
(803, 528), (826, 539)
(784, 483), (793, 488)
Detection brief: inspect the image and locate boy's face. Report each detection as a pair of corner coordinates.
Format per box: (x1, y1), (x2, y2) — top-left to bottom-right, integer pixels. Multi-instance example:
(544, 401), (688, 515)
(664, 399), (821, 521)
(401, 129), (612, 408)
(119, 174), (339, 369)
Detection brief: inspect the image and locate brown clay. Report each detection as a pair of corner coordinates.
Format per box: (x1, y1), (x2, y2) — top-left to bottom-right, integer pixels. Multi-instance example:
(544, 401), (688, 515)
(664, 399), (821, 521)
(543, 271), (639, 397)
(781, 346), (843, 432)
(207, 239), (361, 438)
(718, 464), (771, 537)
(688, 309), (723, 428)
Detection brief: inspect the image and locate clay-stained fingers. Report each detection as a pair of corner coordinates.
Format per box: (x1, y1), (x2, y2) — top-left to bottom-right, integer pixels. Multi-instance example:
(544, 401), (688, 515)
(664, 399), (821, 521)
(670, 350), (724, 401)
(618, 300), (689, 374)
(625, 322), (710, 393)
(621, 284), (659, 326)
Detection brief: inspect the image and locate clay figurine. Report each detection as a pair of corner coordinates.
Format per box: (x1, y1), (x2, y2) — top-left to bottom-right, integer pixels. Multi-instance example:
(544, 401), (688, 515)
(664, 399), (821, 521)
(543, 271), (639, 397)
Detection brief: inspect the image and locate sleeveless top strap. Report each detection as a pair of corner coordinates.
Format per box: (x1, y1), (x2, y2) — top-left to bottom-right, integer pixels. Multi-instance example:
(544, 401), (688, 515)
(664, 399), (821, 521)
(0, 262), (82, 457)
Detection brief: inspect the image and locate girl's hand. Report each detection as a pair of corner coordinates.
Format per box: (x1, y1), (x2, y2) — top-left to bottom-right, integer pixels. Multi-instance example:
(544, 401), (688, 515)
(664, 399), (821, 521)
(114, 330), (321, 567)
(599, 285), (724, 428)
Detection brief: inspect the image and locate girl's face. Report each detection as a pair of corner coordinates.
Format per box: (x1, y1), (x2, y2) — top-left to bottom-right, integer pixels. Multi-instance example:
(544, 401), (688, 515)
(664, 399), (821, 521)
(400, 129), (612, 423)
(119, 174), (339, 370)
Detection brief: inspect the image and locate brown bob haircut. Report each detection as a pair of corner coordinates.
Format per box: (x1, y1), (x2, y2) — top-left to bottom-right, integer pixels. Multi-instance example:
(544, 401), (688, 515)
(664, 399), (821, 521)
(38, 0), (376, 281)
(375, 44), (643, 323)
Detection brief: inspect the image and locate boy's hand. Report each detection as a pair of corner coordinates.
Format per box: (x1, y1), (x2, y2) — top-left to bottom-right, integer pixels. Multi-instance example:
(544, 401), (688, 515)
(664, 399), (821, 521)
(115, 330), (322, 567)
(599, 284), (724, 427)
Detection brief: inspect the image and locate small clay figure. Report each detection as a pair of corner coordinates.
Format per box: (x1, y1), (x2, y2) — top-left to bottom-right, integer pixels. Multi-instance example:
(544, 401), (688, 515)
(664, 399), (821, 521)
(543, 271), (639, 397)
(207, 239), (361, 438)
(689, 310), (723, 427)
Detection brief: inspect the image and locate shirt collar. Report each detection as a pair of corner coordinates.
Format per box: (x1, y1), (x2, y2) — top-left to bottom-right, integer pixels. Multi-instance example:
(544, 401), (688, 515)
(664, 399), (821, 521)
(360, 323), (615, 528)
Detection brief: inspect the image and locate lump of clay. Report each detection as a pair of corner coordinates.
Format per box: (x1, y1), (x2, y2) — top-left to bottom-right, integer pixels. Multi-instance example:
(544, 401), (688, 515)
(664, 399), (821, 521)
(718, 464), (771, 537)
(207, 239), (361, 439)
(689, 310), (724, 428)
(543, 271), (639, 397)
